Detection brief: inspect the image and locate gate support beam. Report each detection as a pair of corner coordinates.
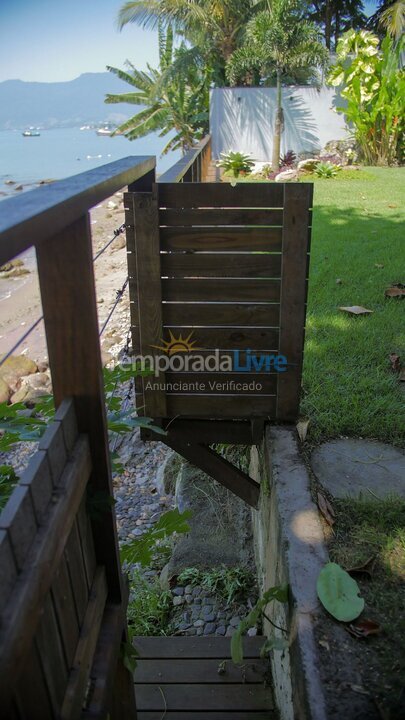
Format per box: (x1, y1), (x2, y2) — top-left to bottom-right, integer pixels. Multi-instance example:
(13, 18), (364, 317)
(159, 436), (260, 509)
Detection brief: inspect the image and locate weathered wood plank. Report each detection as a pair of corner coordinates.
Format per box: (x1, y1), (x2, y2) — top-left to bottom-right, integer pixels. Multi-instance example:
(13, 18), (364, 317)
(0, 435), (91, 706)
(141, 419), (255, 445)
(125, 192), (143, 401)
(135, 658), (268, 683)
(14, 644), (53, 720)
(160, 227), (282, 252)
(164, 373), (277, 394)
(135, 684), (274, 711)
(65, 519), (90, 627)
(158, 136), (211, 183)
(166, 395), (276, 418)
(162, 279), (280, 303)
(162, 302), (280, 327)
(38, 421), (67, 486)
(35, 593), (68, 714)
(36, 214), (123, 598)
(19, 451), (53, 526)
(136, 713), (274, 720)
(160, 252), (282, 278)
(160, 208), (283, 227)
(0, 529), (18, 614)
(76, 496), (97, 591)
(133, 192), (167, 418)
(158, 327), (279, 350)
(277, 183), (313, 422)
(55, 397), (79, 453)
(133, 636), (267, 658)
(157, 437), (260, 508)
(61, 567), (108, 720)
(158, 182), (284, 208)
(0, 485), (37, 571)
(51, 555), (80, 668)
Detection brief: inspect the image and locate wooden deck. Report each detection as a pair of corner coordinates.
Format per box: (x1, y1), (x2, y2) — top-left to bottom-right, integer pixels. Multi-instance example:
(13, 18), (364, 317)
(133, 636), (277, 719)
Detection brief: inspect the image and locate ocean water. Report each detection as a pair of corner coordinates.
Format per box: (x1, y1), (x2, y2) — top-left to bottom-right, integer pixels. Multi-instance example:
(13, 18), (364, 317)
(0, 127), (181, 197)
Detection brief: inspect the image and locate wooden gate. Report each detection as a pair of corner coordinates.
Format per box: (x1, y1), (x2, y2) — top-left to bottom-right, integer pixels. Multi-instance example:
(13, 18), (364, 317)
(125, 181), (313, 507)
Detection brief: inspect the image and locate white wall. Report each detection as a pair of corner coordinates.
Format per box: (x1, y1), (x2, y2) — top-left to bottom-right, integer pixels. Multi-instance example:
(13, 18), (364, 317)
(210, 86), (349, 160)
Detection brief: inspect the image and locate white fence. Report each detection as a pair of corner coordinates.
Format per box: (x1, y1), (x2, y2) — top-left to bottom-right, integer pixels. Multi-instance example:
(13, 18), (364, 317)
(210, 86), (349, 161)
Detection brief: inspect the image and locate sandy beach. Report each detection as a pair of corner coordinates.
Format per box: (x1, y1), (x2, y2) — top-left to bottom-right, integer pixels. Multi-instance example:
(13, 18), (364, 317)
(0, 192), (130, 366)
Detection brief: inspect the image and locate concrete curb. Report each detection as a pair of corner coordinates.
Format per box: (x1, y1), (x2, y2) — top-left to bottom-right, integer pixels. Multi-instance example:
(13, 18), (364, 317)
(251, 426), (329, 720)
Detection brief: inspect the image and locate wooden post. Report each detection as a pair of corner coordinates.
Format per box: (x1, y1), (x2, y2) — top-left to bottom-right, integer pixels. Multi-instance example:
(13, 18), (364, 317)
(36, 214), (122, 598)
(277, 184), (313, 421)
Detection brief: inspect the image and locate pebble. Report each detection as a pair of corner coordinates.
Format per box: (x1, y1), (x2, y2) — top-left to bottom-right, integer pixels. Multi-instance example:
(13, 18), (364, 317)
(194, 619), (204, 628)
(216, 625), (226, 636)
(173, 596), (184, 607)
(204, 622), (216, 635)
(230, 616), (242, 627)
(173, 587), (184, 596)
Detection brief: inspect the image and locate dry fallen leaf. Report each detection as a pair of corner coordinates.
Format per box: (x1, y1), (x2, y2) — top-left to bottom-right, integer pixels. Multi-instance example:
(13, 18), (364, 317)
(385, 284), (405, 298)
(346, 618), (381, 639)
(339, 306), (373, 315)
(347, 555), (376, 579)
(318, 638), (330, 651)
(296, 418), (310, 442)
(336, 278), (342, 285)
(317, 491), (336, 526)
(388, 203), (398, 208)
(389, 353), (401, 373)
(374, 263), (384, 269)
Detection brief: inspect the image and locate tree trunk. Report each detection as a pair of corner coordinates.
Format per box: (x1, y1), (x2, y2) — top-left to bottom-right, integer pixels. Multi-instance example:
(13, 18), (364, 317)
(324, 0), (331, 50)
(272, 68), (283, 171)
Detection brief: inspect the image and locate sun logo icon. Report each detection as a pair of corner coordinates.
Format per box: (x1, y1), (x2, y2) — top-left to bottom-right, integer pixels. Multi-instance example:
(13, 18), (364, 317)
(151, 330), (200, 356)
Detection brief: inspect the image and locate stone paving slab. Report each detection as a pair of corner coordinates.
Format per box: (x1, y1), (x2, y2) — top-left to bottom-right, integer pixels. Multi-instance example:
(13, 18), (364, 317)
(311, 439), (405, 500)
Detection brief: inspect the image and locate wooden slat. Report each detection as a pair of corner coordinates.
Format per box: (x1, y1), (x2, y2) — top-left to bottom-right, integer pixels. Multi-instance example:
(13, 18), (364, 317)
(135, 684), (273, 711)
(76, 497), (97, 591)
(61, 567), (108, 720)
(36, 214), (123, 598)
(134, 637), (265, 659)
(166, 395), (276, 418)
(14, 645), (53, 720)
(158, 182), (284, 208)
(162, 279), (280, 303)
(51, 555), (81, 668)
(160, 208), (283, 226)
(0, 485), (37, 571)
(160, 227), (282, 252)
(125, 192), (143, 400)
(140, 419), (255, 445)
(65, 519), (90, 626)
(277, 183), (313, 421)
(38, 421), (67, 486)
(19, 451), (53, 526)
(55, 397), (79, 453)
(0, 435), (91, 707)
(0, 530), (18, 614)
(135, 658), (268, 683)
(160, 252), (282, 278)
(164, 373), (277, 394)
(35, 593), (68, 714)
(159, 327), (278, 350)
(162, 302), (280, 327)
(133, 192), (167, 417)
(158, 136), (211, 183)
(136, 713), (273, 720)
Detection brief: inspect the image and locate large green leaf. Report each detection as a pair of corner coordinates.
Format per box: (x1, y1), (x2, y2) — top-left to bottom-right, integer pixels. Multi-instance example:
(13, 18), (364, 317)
(317, 562), (364, 622)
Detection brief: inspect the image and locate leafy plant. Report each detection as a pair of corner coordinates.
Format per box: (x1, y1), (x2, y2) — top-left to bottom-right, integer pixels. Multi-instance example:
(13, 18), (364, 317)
(177, 565), (255, 605)
(314, 161), (340, 178)
(217, 151), (255, 178)
(280, 150), (296, 167)
(120, 508), (191, 568)
(231, 585), (289, 664)
(327, 29), (405, 166)
(127, 570), (172, 637)
(317, 562), (365, 622)
(0, 465), (18, 511)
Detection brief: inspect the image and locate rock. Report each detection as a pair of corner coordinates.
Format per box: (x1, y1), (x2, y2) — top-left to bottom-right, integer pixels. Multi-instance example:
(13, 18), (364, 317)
(172, 586), (184, 596)
(202, 612), (216, 623)
(215, 625), (226, 636)
(247, 627), (258, 637)
(101, 350), (113, 367)
(159, 563), (172, 590)
(194, 619), (204, 628)
(226, 627), (236, 637)
(14, 185), (23, 191)
(230, 616), (242, 627)
(178, 622), (192, 631)
(0, 355), (37, 391)
(0, 259), (23, 272)
(107, 201), (118, 210)
(204, 623), (216, 635)
(10, 372), (52, 405)
(185, 585), (193, 595)
(275, 169), (299, 183)
(185, 594), (193, 604)
(5, 180), (15, 185)
(173, 596), (184, 607)
(37, 361), (49, 373)
(297, 158), (319, 172)
(156, 451), (183, 495)
(0, 377), (10, 403)
(111, 235), (126, 252)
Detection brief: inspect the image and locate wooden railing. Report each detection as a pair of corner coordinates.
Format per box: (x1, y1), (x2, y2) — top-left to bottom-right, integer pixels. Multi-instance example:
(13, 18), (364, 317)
(0, 156), (159, 719)
(158, 135), (212, 183)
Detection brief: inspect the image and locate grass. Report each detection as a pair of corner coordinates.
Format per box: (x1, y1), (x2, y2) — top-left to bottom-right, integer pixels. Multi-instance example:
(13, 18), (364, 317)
(177, 565), (255, 605)
(328, 496), (405, 714)
(236, 166), (405, 442)
(303, 167), (404, 443)
(127, 569), (172, 637)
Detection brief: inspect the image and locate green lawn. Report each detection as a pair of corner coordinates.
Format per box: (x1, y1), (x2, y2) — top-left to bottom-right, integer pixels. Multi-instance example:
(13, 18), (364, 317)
(303, 167), (404, 443)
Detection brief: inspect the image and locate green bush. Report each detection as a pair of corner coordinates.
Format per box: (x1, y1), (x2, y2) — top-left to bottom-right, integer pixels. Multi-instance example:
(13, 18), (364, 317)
(217, 151), (255, 178)
(314, 161), (340, 178)
(127, 570), (172, 637)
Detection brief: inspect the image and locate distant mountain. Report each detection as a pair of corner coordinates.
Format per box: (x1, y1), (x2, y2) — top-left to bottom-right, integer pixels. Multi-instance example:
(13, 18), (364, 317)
(0, 72), (135, 130)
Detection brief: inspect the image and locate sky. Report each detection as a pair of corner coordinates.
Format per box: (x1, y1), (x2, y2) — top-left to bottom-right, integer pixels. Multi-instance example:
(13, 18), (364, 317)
(0, 0), (377, 84)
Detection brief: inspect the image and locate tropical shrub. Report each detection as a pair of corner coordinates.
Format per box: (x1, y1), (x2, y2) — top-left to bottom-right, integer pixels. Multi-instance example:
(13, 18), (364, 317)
(314, 161), (340, 178)
(327, 30), (405, 166)
(280, 150), (297, 167)
(217, 151), (255, 178)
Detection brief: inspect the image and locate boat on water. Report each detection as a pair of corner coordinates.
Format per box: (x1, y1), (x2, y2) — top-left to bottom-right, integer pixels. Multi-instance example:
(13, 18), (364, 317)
(22, 129), (40, 137)
(96, 126), (113, 136)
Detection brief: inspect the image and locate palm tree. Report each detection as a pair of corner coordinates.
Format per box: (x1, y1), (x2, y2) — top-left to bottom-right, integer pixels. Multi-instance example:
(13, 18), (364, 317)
(117, 0), (253, 84)
(379, 0), (405, 40)
(306, 1), (367, 50)
(227, 0), (328, 169)
(105, 26), (208, 154)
